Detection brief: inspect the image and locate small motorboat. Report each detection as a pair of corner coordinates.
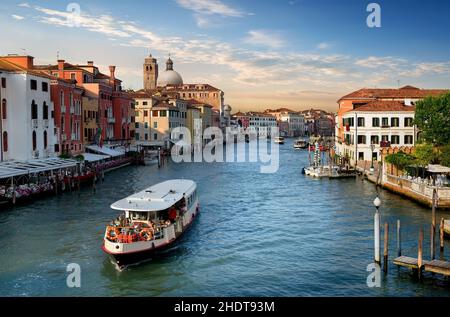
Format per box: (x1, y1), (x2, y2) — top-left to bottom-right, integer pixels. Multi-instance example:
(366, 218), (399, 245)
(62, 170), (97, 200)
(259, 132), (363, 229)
(294, 139), (308, 149)
(274, 136), (285, 144)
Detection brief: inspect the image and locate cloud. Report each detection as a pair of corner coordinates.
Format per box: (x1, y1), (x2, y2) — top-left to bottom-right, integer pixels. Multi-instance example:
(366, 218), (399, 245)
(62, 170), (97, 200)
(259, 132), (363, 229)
(12, 14), (25, 20)
(26, 4), (450, 94)
(244, 30), (285, 49)
(355, 56), (407, 69)
(176, 0), (247, 17)
(317, 42), (329, 49)
(18, 2), (30, 8)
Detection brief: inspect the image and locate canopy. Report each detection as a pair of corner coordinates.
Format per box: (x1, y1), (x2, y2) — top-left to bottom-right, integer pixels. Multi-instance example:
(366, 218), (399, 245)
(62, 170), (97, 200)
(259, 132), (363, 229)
(111, 179), (196, 212)
(85, 145), (125, 158)
(427, 164), (450, 174)
(82, 153), (110, 163)
(0, 158), (78, 179)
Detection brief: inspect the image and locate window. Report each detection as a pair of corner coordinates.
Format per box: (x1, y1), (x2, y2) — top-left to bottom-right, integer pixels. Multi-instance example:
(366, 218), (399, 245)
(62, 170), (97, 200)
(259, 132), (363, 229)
(404, 117), (414, 127)
(391, 135), (400, 144)
(153, 122), (158, 129)
(381, 135), (389, 142)
(143, 101), (148, 106)
(152, 110), (158, 117)
(71, 73), (76, 80)
(30, 79), (37, 90)
(160, 110), (167, 117)
(357, 117), (365, 127)
(43, 131), (48, 149)
(391, 117), (399, 127)
(144, 111), (148, 117)
(2, 131), (7, 152)
(135, 133), (140, 141)
(357, 135), (366, 144)
(372, 117), (380, 127)
(42, 82), (48, 92)
(2, 99), (6, 120)
(358, 152), (364, 160)
(144, 122), (148, 129)
(145, 133), (148, 140)
(135, 122), (139, 129)
(43, 102), (49, 120)
(32, 131), (37, 151)
(371, 135), (379, 144)
(382, 117), (389, 127)
(60, 90), (65, 107)
(1, 78), (5, 88)
(404, 135), (414, 144)
(154, 133), (158, 140)
(31, 100), (38, 120)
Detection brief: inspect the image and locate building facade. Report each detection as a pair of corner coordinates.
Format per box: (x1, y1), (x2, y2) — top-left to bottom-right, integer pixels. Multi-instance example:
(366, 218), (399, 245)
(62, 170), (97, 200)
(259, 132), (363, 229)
(339, 100), (417, 165)
(0, 57), (57, 161)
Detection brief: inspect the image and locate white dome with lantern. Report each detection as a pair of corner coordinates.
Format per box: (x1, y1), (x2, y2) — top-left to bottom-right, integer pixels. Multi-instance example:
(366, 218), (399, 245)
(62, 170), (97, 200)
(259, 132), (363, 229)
(158, 57), (183, 86)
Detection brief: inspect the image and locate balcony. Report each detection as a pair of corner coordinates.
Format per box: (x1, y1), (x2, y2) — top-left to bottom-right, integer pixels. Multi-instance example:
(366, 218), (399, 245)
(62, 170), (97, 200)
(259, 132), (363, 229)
(31, 119), (39, 129)
(71, 133), (77, 140)
(61, 106), (66, 114)
(70, 106), (75, 114)
(107, 117), (116, 124)
(61, 134), (67, 142)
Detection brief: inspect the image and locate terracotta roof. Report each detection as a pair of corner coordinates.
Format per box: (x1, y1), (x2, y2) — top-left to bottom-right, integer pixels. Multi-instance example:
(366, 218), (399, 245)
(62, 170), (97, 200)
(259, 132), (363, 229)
(0, 58), (54, 79)
(34, 63), (85, 71)
(340, 86), (449, 101)
(152, 102), (178, 110)
(350, 100), (415, 112)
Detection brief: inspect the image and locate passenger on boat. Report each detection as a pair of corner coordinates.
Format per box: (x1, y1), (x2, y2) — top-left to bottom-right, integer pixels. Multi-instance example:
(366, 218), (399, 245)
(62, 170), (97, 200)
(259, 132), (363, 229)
(168, 207), (177, 223)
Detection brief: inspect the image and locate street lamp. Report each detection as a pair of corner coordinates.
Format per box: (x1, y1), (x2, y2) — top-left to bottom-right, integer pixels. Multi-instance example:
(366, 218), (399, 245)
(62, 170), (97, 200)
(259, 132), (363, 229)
(373, 196), (381, 264)
(370, 143), (376, 172)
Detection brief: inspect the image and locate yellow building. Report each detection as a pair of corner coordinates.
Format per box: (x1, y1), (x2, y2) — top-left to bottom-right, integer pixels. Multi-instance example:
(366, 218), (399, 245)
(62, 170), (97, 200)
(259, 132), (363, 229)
(82, 91), (99, 145)
(186, 104), (201, 143)
(131, 92), (186, 148)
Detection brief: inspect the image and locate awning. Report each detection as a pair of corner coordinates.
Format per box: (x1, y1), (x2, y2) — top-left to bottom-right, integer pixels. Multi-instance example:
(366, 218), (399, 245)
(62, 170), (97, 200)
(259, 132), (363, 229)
(85, 145), (125, 158)
(427, 164), (450, 174)
(0, 158), (78, 179)
(82, 153), (110, 163)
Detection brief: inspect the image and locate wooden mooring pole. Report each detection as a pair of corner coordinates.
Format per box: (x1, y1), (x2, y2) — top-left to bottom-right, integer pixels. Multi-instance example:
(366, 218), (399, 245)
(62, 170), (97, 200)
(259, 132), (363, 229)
(440, 218), (445, 257)
(431, 189), (437, 260)
(418, 228), (424, 279)
(397, 220), (401, 257)
(384, 222), (389, 273)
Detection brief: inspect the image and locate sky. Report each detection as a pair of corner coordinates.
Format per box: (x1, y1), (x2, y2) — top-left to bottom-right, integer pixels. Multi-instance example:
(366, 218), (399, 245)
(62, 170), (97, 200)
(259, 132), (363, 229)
(1, 0), (450, 113)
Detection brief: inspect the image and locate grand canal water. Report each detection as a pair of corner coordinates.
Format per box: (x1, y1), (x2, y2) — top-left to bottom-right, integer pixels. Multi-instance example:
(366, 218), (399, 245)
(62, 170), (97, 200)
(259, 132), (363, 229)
(0, 139), (449, 296)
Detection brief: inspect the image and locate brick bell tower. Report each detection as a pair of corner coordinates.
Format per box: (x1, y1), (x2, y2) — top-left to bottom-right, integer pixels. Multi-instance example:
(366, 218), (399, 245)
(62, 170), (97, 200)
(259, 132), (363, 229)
(143, 53), (158, 90)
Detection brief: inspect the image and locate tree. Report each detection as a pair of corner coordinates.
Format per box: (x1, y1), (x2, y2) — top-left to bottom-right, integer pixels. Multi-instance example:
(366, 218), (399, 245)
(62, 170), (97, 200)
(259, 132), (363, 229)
(414, 144), (438, 167)
(385, 151), (417, 172)
(414, 92), (450, 146)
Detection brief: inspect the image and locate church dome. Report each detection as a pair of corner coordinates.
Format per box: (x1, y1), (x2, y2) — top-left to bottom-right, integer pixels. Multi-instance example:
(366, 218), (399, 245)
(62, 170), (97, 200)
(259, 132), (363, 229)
(158, 57), (183, 86)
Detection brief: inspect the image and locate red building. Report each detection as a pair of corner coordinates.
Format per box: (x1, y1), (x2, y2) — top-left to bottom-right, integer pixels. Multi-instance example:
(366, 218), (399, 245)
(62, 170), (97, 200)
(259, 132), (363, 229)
(49, 78), (84, 155)
(37, 60), (133, 143)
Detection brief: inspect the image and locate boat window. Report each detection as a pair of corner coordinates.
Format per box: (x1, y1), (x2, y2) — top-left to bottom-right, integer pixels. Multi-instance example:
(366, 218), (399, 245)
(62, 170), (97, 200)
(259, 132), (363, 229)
(131, 212), (148, 221)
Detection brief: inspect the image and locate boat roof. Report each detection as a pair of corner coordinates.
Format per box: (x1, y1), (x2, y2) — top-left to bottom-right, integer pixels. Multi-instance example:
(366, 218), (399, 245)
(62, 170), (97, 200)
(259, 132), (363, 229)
(111, 179), (196, 212)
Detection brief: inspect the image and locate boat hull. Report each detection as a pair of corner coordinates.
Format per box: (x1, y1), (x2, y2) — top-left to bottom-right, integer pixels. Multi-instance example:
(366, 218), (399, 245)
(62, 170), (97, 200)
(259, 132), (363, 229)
(103, 201), (199, 269)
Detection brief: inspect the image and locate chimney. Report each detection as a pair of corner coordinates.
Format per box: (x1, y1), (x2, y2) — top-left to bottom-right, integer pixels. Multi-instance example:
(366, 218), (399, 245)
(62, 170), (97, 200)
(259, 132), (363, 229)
(109, 65), (116, 87)
(2, 55), (34, 69)
(87, 61), (94, 66)
(58, 59), (65, 71)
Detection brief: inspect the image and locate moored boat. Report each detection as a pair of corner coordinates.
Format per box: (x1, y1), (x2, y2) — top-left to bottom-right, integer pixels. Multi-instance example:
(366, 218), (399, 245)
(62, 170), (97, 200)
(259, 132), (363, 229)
(102, 179), (199, 269)
(274, 136), (285, 144)
(294, 139), (308, 149)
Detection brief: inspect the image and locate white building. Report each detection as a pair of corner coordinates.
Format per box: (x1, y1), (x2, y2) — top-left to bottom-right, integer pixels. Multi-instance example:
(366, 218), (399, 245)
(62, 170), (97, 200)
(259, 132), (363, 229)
(234, 112), (278, 137)
(339, 100), (416, 165)
(279, 112), (305, 137)
(0, 59), (57, 161)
